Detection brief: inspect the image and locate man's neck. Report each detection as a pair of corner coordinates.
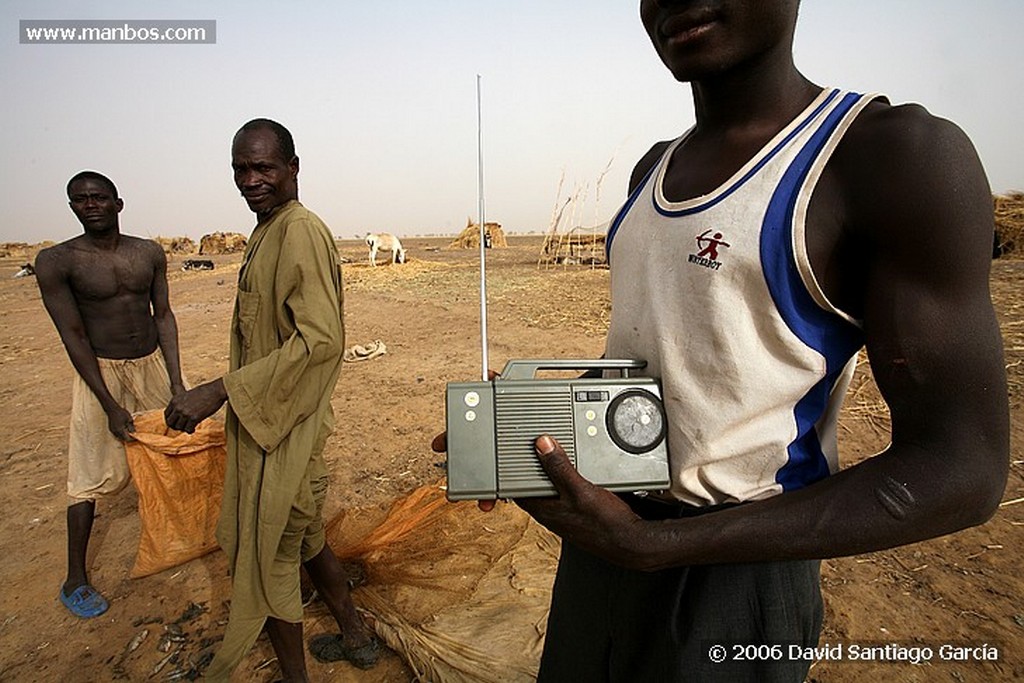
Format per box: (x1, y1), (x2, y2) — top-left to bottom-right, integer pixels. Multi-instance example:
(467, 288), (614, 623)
(256, 197), (297, 223)
(689, 53), (819, 139)
(80, 227), (121, 250)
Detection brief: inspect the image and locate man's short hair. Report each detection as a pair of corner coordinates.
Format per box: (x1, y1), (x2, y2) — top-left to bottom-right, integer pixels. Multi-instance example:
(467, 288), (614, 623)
(66, 171), (118, 199)
(235, 118), (296, 162)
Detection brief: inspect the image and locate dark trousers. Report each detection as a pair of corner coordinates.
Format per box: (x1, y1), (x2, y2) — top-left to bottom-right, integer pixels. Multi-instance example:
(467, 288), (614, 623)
(537, 498), (822, 683)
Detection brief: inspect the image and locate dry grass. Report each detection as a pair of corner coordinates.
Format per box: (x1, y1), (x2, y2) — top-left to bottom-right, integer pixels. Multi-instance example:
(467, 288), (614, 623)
(341, 254), (612, 336)
(491, 269), (611, 336)
(991, 260), (1024, 405)
(342, 258), (466, 294)
(994, 192), (1024, 257)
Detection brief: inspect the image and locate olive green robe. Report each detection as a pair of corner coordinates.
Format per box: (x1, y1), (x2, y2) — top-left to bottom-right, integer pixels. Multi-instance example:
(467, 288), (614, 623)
(205, 200), (344, 679)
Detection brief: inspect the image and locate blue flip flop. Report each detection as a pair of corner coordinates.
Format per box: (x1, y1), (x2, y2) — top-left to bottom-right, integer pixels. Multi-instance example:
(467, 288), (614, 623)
(60, 584), (109, 618)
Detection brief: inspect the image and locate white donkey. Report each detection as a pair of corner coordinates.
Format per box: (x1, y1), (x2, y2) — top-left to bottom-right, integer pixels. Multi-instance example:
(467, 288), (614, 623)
(365, 232), (407, 266)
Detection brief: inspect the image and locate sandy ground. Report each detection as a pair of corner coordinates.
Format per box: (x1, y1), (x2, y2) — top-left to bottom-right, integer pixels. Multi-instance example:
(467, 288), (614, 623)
(0, 235), (1021, 682)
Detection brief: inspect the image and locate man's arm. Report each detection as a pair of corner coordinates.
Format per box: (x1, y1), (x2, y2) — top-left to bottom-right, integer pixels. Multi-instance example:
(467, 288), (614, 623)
(165, 219), (343, 440)
(217, 221), (343, 448)
(35, 247), (136, 440)
(519, 108), (1009, 570)
(148, 243), (186, 395)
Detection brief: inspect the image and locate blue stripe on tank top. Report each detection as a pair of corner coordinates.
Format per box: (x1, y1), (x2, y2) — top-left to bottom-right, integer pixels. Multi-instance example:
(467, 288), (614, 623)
(606, 89), (841, 260)
(652, 89), (841, 219)
(760, 91), (867, 492)
(605, 161), (659, 262)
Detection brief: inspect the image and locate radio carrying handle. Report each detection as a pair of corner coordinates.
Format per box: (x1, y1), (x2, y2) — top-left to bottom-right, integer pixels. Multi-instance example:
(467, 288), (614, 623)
(499, 359), (647, 381)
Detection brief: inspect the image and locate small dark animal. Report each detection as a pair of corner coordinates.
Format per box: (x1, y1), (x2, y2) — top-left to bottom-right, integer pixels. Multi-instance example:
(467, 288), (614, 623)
(14, 263), (34, 278)
(181, 259), (215, 272)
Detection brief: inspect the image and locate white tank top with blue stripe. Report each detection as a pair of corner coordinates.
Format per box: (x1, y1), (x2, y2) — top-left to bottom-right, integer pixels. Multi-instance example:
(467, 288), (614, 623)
(605, 88), (880, 506)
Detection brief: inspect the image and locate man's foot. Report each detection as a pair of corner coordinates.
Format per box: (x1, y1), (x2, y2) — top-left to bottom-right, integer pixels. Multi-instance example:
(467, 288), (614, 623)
(308, 633), (382, 669)
(59, 584), (109, 618)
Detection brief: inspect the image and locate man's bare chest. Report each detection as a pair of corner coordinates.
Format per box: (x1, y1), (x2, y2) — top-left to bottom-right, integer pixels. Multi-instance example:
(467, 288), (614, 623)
(69, 249), (153, 302)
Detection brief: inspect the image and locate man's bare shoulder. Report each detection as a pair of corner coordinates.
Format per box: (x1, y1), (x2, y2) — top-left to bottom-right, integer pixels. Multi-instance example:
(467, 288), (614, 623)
(830, 98), (990, 237)
(34, 236), (87, 274)
(629, 139), (674, 194)
(120, 234), (163, 252)
(837, 99), (982, 190)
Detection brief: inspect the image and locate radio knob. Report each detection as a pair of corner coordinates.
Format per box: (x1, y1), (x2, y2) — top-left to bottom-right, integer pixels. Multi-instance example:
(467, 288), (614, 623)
(606, 389), (666, 454)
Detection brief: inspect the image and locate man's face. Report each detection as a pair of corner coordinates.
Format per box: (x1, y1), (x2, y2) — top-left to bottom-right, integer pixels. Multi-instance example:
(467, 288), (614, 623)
(639, 0), (799, 82)
(68, 178), (123, 234)
(231, 128), (298, 217)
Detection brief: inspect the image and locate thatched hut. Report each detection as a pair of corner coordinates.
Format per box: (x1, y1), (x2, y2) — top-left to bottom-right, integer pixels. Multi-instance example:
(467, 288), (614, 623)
(0, 242), (33, 259)
(447, 218), (507, 249)
(199, 232), (248, 255)
(153, 236), (196, 254)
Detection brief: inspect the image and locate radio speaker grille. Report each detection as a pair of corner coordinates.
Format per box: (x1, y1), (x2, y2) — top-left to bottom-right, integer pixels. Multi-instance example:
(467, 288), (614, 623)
(495, 389), (576, 487)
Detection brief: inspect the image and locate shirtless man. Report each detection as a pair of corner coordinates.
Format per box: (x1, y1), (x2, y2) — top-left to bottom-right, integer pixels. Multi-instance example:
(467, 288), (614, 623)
(35, 171), (185, 618)
(500, 2), (1008, 681)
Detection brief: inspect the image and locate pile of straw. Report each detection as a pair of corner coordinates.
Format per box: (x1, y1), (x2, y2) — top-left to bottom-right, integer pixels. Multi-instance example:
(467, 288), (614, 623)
(994, 192), (1024, 258)
(343, 258), (464, 294)
(199, 231), (248, 255)
(447, 219), (507, 249)
(153, 236), (196, 254)
(0, 242), (33, 259)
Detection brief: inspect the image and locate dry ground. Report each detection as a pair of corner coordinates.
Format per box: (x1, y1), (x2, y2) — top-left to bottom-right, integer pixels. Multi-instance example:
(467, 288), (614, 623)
(0, 235), (1021, 681)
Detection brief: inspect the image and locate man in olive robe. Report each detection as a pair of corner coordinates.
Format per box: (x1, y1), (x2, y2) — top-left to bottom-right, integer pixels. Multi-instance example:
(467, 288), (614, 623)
(166, 119), (379, 679)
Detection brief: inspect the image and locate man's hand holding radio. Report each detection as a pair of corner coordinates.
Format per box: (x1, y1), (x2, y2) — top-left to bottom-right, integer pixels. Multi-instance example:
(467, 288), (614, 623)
(517, 434), (650, 570)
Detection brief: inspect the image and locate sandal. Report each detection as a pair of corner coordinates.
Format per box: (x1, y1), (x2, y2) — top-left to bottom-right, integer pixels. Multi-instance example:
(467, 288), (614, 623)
(309, 633), (382, 669)
(59, 584), (109, 618)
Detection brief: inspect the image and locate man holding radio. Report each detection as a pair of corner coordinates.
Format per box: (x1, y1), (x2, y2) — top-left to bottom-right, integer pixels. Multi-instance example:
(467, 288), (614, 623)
(515, 1), (1009, 681)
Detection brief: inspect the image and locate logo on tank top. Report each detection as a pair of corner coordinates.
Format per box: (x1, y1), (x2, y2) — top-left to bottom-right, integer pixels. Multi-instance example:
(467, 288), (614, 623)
(688, 229), (730, 270)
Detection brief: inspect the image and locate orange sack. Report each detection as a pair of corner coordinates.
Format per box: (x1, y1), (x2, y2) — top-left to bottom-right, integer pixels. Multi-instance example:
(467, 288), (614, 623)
(124, 410), (226, 578)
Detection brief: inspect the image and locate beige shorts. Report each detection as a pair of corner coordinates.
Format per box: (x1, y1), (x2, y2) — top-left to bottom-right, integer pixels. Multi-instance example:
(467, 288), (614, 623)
(67, 349), (174, 502)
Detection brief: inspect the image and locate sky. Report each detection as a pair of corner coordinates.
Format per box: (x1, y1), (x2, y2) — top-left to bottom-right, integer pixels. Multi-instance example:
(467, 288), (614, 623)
(2, 1), (1023, 244)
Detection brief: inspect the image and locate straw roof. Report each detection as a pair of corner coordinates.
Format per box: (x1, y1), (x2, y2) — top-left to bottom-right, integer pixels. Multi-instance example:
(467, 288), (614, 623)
(447, 218), (507, 249)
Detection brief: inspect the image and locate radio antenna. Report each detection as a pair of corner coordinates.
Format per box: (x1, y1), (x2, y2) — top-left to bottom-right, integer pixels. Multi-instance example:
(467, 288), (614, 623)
(476, 74), (489, 381)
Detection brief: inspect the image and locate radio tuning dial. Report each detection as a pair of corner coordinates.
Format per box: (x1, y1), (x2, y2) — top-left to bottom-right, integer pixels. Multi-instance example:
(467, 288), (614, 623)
(606, 389), (667, 454)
